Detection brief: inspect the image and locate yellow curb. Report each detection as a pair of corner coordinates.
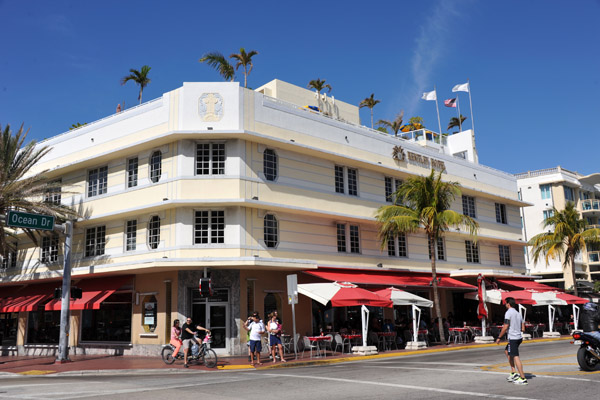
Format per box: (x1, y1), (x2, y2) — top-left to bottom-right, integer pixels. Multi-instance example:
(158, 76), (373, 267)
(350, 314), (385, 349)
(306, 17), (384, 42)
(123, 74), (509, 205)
(18, 370), (55, 375)
(218, 365), (255, 370)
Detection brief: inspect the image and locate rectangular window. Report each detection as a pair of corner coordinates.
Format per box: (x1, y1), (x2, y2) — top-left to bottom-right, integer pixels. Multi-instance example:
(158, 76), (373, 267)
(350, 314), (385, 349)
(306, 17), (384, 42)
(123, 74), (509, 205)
(44, 180), (61, 205)
(88, 166), (108, 197)
(41, 235), (59, 264)
(85, 226), (106, 257)
(125, 220), (137, 251)
(347, 168), (358, 196)
(194, 211), (225, 244)
(1, 245), (17, 270)
(336, 223), (346, 252)
(385, 177), (403, 203)
(196, 143), (225, 175)
(335, 166), (359, 196)
(495, 203), (507, 224)
(81, 292), (132, 342)
(540, 184), (551, 200)
(465, 240), (480, 263)
(428, 237), (445, 260)
(335, 166), (345, 194)
(387, 233), (396, 256)
(127, 158), (138, 188)
(543, 210), (554, 221)
(564, 186), (574, 202)
(388, 233), (407, 257)
(462, 195), (476, 218)
(499, 245), (511, 266)
(349, 225), (360, 253)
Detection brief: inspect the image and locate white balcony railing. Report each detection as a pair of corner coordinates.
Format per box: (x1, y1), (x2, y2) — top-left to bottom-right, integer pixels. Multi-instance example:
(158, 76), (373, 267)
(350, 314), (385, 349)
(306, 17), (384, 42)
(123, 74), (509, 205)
(588, 251), (600, 263)
(582, 199), (600, 211)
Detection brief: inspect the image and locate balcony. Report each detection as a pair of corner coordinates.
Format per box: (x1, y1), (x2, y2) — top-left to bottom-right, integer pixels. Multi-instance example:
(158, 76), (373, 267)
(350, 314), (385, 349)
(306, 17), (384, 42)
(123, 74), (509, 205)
(581, 199), (600, 214)
(588, 251), (600, 263)
(399, 129), (448, 147)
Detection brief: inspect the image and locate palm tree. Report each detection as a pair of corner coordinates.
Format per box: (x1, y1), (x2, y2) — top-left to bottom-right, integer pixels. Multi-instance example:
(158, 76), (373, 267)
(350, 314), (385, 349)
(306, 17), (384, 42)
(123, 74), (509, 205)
(447, 115), (467, 132)
(121, 65), (151, 104)
(529, 202), (600, 296)
(375, 169), (478, 343)
(229, 48), (258, 88)
(359, 93), (381, 129)
(0, 124), (78, 254)
(199, 52), (235, 82)
(307, 79), (332, 97)
(377, 111), (404, 136)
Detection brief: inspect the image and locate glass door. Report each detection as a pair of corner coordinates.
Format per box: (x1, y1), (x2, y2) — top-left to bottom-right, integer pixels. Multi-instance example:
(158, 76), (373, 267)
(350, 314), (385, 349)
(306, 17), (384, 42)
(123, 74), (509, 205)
(208, 304), (228, 351)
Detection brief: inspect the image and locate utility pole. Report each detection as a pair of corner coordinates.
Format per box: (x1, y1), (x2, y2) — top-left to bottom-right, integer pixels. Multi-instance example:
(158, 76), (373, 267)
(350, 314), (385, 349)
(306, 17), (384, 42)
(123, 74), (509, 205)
(56, 220), (73, 362)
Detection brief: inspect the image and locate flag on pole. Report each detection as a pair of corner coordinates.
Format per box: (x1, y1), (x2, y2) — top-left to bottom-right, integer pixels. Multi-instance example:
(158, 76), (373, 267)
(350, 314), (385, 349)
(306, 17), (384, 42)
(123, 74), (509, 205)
(452, 82), (470, 93)
(421, 90), (437, 101)
(444, 98), (457, 107)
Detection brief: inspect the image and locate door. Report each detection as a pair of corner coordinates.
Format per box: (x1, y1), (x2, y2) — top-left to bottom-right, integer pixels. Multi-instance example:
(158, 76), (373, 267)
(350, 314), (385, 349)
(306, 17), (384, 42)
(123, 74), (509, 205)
(208, 303), (228, 352)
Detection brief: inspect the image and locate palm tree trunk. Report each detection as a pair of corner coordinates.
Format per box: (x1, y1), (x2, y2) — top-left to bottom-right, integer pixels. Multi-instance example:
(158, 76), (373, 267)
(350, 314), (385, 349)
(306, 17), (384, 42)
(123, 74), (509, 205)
(371, 109), (374, 129)
(139, 88), (143, 105)
(430, 235), (445, 343)
(243, 66), (248, 88)
(570, 254), (578, 297)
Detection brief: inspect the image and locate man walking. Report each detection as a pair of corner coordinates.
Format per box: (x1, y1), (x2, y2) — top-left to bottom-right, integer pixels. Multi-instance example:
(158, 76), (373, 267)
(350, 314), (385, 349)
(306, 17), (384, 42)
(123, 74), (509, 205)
(243, 312), (265, 366)
(496, 297), (527, 385)
(581, 302), (600, 342)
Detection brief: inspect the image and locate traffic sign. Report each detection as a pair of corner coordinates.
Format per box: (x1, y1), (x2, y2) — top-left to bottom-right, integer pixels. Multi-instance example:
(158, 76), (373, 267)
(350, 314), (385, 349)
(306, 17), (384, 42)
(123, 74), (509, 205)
(6, 210), (55, 231)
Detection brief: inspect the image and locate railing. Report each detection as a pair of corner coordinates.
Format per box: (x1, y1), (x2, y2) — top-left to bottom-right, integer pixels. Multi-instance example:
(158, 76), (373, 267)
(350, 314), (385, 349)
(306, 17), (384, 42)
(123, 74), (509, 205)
(581, 199), (600, 211)
(398, 129), (448, 146)
(514, 166), (579, 179)
(586, 224), (600, 230)
(588, 251), (600, 263)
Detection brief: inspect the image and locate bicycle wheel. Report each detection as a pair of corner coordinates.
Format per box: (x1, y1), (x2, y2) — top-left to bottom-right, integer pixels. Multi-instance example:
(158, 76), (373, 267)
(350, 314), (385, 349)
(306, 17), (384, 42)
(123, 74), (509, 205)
(202, 348), (218, 368)
(162, 346), (176, 365)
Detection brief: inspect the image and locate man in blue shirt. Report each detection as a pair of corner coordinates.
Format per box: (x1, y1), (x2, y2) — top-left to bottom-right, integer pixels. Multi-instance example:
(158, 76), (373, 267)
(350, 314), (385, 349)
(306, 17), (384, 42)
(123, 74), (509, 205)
(495, 297), (527, 385)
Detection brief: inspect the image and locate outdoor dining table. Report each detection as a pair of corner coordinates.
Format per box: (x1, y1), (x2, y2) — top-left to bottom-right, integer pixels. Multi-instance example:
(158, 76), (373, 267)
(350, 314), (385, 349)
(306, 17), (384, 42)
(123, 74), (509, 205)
(376, 331), (397, 350)
(448, 327), (469, 343)
(306, 336), (332, 357)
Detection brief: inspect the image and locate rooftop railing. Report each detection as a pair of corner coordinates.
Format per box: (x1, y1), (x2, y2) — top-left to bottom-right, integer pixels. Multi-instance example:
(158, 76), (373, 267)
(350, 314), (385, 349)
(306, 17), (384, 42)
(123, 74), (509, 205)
(514, 166), (579, 179)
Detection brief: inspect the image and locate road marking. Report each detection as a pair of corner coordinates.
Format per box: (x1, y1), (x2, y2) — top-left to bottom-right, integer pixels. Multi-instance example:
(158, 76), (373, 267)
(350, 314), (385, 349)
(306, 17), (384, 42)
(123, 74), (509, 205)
(259, 372), (537, 399)
(370, 361), (486, 366)
(481, 353), (600, 376)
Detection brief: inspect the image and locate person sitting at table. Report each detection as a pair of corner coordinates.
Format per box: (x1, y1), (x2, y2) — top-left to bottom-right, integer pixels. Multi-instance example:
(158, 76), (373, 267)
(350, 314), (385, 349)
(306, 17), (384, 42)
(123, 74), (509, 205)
(371, 317), (382, 332)
(383, 319), (394, 332)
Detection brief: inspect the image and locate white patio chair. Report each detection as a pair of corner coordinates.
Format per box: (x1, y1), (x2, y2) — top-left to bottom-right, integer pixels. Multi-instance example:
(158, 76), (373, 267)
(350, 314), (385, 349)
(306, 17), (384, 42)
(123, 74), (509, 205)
(302, 336), (319, 359)
(334, 333), (350, 354)
(531, 324), (540, 338)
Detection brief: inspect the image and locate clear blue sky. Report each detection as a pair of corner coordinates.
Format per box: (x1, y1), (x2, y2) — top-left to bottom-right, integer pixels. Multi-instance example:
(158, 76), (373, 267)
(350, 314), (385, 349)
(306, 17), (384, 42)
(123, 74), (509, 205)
(1, 0), (598, 175)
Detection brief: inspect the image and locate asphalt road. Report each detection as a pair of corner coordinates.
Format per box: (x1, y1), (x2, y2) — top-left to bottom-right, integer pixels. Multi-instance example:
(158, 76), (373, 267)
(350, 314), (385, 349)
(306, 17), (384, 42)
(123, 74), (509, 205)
(1, 340), (598, 400)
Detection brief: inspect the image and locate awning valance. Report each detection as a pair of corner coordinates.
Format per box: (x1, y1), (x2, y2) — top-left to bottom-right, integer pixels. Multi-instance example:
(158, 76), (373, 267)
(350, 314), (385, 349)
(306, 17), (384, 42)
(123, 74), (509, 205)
(45, 276), (132, 311)
(496, 279), (560, 292)
(0, 282), (56, 312)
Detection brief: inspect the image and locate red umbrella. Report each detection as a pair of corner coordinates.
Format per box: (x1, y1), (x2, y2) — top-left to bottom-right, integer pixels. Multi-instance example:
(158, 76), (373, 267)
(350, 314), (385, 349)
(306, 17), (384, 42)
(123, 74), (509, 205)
(297, 282), (393, 307)
(552, 291), (588, 305)
(477, 274), (488, 320)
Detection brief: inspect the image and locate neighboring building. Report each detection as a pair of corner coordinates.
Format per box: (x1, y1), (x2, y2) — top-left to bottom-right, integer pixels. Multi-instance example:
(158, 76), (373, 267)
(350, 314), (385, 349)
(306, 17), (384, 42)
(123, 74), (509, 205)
(516, 166), (600, 290)
(0, 79), (527, 355)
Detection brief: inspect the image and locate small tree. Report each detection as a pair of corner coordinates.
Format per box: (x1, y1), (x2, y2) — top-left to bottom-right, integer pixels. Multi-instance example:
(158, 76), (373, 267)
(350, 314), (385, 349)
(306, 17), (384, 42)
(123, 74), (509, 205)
(359, 93), (381, 129)
(121, 65), (151, 104)
(377, 111), (404, 137)
(230, 48), (259, 88)
(447, 115), (467, 132)
(199, 52), (235, 82)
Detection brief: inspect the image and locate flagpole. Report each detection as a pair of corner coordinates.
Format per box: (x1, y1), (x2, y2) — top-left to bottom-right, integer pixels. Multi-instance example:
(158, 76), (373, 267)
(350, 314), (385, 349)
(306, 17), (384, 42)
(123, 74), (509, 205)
(456, 96), (462, 131)
(434, 86), (442, 135)
(467, 79), (475, 133)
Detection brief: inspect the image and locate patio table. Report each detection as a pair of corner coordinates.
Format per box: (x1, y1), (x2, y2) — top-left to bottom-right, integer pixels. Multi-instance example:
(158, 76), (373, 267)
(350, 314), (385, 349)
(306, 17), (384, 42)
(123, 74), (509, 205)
(306, 336), (332, 357)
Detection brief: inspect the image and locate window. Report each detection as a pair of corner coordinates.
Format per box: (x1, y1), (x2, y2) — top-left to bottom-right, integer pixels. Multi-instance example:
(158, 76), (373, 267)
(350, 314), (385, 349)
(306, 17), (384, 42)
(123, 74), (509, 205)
(336, 223), (346, 252)
(44, 180), (61, 204)
(564, 186), (574, 202)
(127, 157), (138, 188)
(428, 237), (445, 261)
(499, 245), (511, 266)
(540, 184), (551, 200)
(388, 233), (407, 257)
(465, 240), (480, 263)
(41, 234), (59, 264)
(543, 209), (554, 221)
(194, 210), (225, 244)
(263, 149), (278, 181)
(385, 177), (403, 203)
(1, 244), (17, 270)
(26, 308), (59, 344)
(147, 216), (160, 249)
(334, 166), (358, 196)
(85, 226), (106, 257)
(196, 143), (225, 175)
(337, 223), (360, 253)
(0, 312), (18, 345)
(149, 151), (162, 183)
(495, 203), (507, 224)
(81, 292), (132, 342)
(88, 166), (108, 197)
(462, 195), (476, 218)
(125, 220), (137, 251)
(264, 214), (278, 248)
(349, 225), (360, 253)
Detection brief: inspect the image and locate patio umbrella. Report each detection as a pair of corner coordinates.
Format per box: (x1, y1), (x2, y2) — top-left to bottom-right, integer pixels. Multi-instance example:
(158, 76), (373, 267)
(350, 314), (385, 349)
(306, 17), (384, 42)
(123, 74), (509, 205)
(374, 287), (432, 344)
(297, 282), (392, 348)
(477, 274), (489, 337)
(465, 289), (564, 306)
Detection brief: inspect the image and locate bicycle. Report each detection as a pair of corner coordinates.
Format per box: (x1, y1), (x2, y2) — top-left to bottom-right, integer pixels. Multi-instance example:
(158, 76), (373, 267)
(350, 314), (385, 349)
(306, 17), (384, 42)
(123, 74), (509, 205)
(161, 334), (218, 368)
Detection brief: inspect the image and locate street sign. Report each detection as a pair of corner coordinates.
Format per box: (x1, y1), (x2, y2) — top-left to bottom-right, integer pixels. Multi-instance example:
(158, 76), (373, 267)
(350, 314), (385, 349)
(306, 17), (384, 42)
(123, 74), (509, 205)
(6, 210), (55, 231)
(287, 274), (298, 305)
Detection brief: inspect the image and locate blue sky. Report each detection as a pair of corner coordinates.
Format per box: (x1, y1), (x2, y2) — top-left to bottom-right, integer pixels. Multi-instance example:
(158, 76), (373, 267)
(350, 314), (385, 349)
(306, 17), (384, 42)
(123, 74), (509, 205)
(1, 0), (599, 175)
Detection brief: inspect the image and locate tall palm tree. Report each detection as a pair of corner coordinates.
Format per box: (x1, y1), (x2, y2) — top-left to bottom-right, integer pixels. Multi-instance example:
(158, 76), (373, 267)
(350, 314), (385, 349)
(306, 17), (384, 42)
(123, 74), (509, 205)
(359, 93), (381, 129)
(376, 169), (478, 343)
(229, 48), (258, 88)
(199, 52), (235, 82)
(0, 124), (77, 254)
(529, 202), (600, 296)
(447, 115), (467, 131)
(121, 65), (151, 104)
(377, 111), (404, 136)
(307, 79), (332, 97)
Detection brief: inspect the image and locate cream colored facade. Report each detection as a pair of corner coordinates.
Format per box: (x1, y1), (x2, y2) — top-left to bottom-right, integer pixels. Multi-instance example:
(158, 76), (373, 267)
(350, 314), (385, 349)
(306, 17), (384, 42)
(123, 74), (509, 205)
(1, 80), (527, 356)
(517, 166), (600, 290)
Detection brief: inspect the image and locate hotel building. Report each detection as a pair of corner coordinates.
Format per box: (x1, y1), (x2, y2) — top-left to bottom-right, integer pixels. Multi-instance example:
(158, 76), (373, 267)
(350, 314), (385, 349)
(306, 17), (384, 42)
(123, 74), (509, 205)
(1, 80), (527, 356)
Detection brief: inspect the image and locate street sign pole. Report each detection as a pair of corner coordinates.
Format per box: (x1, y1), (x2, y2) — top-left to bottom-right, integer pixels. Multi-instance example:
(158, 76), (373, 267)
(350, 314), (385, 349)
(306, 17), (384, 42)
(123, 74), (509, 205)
(287, 274), (298, 360)
(56, 220), (73, 363)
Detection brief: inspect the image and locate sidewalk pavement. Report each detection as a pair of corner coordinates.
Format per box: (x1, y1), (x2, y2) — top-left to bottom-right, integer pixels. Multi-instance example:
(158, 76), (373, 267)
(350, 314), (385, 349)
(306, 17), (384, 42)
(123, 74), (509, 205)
(0, 336), (570, 377)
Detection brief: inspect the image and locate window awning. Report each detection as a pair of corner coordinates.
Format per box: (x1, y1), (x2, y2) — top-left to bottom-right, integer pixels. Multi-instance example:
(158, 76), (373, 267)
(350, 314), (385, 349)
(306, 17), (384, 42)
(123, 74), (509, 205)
(304, 268), (475, 289)
(45, 276), (132, 311)
(496, 279), (560, 292)
(0, 282), (57, 313)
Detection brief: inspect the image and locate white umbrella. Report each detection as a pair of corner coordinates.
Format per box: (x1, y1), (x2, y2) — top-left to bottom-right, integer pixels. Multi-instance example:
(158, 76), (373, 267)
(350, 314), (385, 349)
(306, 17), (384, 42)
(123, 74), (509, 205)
(374, 287), (432, 344)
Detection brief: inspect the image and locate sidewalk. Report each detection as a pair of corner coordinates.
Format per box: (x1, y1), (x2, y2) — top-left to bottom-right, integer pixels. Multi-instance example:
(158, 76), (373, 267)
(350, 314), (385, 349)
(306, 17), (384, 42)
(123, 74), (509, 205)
(0, 336), (569, 377)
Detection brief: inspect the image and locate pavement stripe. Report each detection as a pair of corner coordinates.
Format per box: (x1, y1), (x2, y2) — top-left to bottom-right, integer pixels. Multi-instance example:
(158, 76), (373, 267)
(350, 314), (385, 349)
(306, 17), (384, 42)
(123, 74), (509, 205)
(258, 372), (536, 399)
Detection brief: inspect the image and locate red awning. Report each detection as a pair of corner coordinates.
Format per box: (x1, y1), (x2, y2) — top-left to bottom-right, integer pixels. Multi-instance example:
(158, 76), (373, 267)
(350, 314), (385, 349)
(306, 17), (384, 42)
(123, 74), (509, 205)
(304, 268), (475, 289)
(0, 282), (57, 312)
(45, 276), (132, 311)
(496, 279), (560, 292)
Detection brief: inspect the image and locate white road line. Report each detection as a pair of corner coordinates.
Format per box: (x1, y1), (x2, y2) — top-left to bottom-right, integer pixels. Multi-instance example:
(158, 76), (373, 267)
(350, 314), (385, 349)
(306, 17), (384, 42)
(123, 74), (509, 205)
(257, 372), (537, 399)
(368, 361), (486, 366)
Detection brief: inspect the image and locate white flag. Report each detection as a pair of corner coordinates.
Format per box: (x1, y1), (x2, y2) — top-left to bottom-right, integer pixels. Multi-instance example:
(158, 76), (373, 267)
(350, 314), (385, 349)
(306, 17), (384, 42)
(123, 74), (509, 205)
(421, 90), (436, 101)
(452, 82), (469, 93)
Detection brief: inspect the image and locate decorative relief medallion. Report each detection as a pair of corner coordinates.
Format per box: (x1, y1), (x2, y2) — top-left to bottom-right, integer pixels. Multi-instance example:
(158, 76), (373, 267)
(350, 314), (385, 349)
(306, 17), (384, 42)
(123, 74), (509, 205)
(392, 145), (406, 162)
(198, 93), (223, 122)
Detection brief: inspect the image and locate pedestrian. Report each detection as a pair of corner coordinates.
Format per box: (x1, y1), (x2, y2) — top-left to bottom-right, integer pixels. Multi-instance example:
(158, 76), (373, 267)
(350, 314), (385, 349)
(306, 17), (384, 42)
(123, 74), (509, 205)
(495, 297), (527, 385)
(181, 317), (210, 368)
(243, 312), (265, 366)
(580, 302), (600, 341)
(267, 311), (286, 363)
(170, 319), (183, 359)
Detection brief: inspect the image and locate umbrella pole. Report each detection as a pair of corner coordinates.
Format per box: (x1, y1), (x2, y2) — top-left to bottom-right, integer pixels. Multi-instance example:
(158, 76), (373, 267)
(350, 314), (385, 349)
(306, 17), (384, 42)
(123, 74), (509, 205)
(482, 317), (486, 337)
(361, 305), (369, 348)
(548, 305), (555, 332)
(412, 305), (421, 343)
(573, 304), (580, 331)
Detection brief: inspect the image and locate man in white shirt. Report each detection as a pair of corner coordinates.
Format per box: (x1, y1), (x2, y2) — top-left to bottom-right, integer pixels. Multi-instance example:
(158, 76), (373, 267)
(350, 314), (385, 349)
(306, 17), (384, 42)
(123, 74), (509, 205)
(496, 297), (527, 385)
(243, 312), (265, 366)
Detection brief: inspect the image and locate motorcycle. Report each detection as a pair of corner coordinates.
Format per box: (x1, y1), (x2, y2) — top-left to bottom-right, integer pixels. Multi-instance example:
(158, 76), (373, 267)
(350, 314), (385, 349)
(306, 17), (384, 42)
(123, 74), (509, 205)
(161, 333), (218, 368)
(572, 331), (600, 371)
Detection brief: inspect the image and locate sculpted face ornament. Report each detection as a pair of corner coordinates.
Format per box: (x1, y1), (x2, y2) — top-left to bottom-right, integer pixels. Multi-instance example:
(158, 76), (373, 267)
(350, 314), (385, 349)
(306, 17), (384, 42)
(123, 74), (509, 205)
(199, 93), (224, 122)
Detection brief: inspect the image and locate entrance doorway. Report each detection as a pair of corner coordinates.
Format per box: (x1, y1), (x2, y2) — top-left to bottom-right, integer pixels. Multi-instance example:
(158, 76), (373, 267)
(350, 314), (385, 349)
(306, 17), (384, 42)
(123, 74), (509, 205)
(191, 288), (229, 354)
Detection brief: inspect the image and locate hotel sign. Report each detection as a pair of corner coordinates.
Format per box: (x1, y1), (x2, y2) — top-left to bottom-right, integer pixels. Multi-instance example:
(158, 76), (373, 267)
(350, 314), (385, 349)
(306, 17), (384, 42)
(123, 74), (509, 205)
(406, 152), (446, 172)
(6, 210), (55, 231)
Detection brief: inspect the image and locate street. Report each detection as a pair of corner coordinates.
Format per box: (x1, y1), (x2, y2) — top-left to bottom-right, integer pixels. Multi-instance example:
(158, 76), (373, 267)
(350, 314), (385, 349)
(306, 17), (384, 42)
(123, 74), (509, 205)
(1, 340), (598, 399)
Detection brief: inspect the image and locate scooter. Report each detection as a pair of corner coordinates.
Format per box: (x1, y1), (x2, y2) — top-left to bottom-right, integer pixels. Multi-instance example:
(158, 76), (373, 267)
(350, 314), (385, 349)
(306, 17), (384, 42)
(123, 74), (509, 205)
(572, 331), (600, 371)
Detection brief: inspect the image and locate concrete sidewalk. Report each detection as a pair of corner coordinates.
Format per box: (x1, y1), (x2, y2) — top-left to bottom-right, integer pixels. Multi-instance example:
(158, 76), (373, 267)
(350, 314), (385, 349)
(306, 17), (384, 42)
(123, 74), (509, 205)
(0, 336), (569, 377)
